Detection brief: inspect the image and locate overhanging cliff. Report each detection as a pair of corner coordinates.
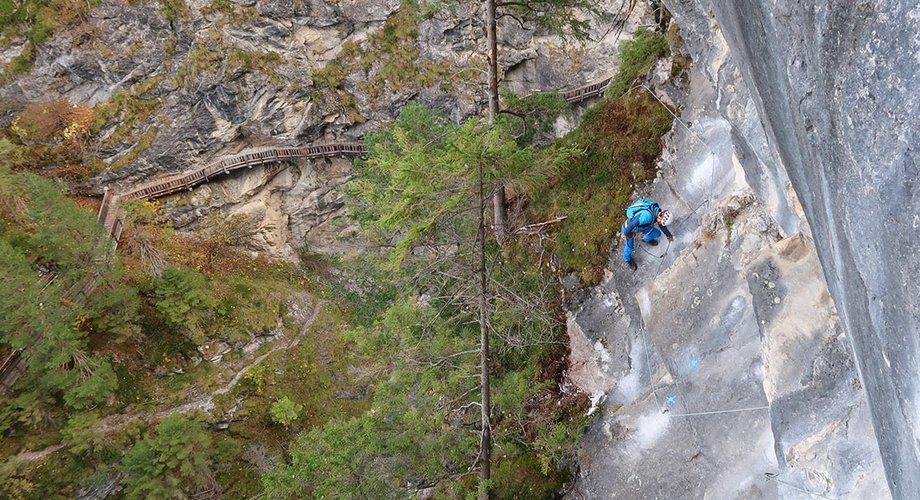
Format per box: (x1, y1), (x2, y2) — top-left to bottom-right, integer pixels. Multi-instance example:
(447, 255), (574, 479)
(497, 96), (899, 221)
(666, 0), (920, 496)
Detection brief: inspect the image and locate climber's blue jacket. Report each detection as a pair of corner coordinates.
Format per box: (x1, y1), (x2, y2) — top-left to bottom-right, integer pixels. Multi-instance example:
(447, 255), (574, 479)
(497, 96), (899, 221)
(621, 212), (673, 239)
(621, 199), (672, 239)
(621, 199), (672, 263)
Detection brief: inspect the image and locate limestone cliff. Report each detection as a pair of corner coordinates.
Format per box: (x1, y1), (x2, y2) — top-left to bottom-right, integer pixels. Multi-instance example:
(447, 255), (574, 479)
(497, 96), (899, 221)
(669, 1), (920, 496)
(3, 0), (914, 497)
(568, 1), (915, 498)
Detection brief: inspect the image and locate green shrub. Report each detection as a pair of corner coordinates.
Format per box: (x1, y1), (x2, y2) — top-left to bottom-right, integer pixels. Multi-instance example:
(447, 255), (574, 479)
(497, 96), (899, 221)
(269, 396), (303, 427)
(311, 61), (346, 89)
(155, 266), (214, 342)
(159, 0), (189, 23)
(607, 28), (670, 98)
(121, 415), (213, 499)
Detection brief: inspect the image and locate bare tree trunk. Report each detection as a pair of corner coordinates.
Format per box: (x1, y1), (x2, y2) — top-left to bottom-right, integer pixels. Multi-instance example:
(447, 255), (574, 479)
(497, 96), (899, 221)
(486, 0), (508, 245)
(485, 0), (499, 121)
(477, 163), (492, 500)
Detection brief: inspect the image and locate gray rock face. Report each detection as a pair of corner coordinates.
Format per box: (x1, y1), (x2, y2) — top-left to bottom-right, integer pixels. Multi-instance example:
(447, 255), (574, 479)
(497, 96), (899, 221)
(160, 157), (359, 259)
(664, 0), (920, 496)
(568, 44), (888, 495)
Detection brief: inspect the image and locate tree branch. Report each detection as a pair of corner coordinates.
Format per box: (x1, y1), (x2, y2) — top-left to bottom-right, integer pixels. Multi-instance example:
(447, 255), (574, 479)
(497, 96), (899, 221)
(418, 349), (481, 368)
(495, 11), (527, 30)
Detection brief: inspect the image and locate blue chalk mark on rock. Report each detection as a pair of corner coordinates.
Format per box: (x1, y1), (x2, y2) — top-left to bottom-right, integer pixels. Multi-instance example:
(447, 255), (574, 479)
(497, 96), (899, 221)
(688, 354), (700, 370)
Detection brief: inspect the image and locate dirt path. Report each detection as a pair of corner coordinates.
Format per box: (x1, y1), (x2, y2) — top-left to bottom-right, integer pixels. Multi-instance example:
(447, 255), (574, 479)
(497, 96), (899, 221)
(11, 296), (324, 463)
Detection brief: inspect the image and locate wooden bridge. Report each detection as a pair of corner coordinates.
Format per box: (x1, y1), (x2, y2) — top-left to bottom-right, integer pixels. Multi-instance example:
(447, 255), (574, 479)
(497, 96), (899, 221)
(563, 76), (612, 103)
(98, 142), (367, 236)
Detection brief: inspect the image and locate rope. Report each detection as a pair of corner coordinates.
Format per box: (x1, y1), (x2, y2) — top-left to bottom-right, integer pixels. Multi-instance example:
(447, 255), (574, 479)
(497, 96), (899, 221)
(667, 405), (770, 417)
(639, 84), (714, 154)
(764, 472), (837, 499)
(640, 329), (663, 412)
(637, 243), (665, 259)
(639, 83), (719, 210)
(633, 85), (773, 422)
(653, 238), (672, 276)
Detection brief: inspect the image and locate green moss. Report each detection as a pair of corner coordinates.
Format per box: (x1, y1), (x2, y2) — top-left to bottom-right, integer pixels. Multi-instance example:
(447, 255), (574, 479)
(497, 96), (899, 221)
(606, 28), (670, 98)
(672, 54), (691, 77)
(159, 0), (189, 23)
(666, 22), (684, 51)
(109, 126), (158, 170)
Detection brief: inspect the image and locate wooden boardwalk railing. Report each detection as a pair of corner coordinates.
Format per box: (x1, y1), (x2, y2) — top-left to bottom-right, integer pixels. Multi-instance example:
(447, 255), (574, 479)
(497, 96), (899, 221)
(0, 349), (27, 395)
(0, 272), (58, 395)
(98, 142), (367, 236)
(563, 76), (612, 103)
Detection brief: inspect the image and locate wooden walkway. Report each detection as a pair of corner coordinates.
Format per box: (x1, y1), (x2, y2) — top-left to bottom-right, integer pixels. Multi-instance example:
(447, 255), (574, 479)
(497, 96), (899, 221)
(0, 350), (28, 395)
(99, 142), (367, 236)
(95, 74), (613, 236)
(563, 76), (612, 103)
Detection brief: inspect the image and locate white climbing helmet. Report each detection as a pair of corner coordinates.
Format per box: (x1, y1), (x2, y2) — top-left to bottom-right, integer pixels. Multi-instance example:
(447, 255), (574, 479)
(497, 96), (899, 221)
(658, 209), (672, 226)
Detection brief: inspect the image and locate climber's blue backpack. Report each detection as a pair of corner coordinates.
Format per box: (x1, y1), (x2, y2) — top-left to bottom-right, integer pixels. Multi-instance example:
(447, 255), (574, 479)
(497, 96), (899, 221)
(625, 198), (660, 227)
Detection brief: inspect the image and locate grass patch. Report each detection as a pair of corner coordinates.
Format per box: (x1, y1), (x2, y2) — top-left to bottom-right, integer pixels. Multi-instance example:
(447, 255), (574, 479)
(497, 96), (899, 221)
(109, 126), (158, 170)
(159, 0), (189, 23)
(310, 0), (457, 111)
(201, 0), (257, 23)
(312, 61), (347, 90)
(526, 91), (673, 284)
(214, 305), (369, 498)
(606, 28), (670, 98)
(0, 0), (98, 82)
(91, 90), (162, 145)
(226, 49), (283, 78)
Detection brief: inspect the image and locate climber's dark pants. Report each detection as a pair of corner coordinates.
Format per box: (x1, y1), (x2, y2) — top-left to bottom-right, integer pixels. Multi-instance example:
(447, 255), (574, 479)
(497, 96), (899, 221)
(623, 227), (662, 262)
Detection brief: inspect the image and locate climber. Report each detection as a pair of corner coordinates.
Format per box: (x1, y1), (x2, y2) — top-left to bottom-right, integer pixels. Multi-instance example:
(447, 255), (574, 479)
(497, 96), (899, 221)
(621, 198), (673, 271)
